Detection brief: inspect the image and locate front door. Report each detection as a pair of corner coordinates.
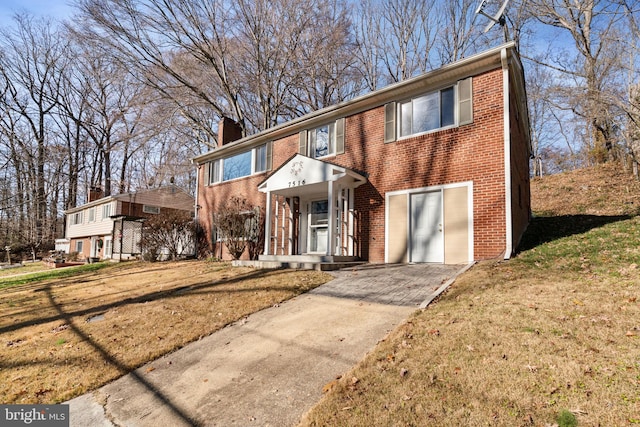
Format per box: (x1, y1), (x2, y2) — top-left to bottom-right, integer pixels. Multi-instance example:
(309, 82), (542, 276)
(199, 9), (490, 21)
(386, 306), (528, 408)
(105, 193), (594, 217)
(308, 199), (329, 253)
(410, 191), (444, 263)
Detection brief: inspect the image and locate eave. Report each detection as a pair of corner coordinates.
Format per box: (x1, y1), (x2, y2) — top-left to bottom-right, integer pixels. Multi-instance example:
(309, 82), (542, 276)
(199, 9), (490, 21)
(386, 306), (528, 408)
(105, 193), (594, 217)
(192, 42), (519, 165)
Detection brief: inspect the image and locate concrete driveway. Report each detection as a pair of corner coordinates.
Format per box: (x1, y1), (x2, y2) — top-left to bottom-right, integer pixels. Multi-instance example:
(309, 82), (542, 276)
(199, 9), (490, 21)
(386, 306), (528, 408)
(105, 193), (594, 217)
(67, 263), (469, 427)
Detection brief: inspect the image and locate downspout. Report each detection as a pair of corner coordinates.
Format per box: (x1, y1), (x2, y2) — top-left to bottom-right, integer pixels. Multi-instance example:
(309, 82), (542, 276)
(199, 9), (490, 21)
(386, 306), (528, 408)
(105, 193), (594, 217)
(501, 47), (513, 259)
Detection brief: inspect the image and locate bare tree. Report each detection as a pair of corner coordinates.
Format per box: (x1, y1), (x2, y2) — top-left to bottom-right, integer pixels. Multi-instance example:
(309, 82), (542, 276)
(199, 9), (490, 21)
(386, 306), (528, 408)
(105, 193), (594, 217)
(436, 0), (481, 64)
(74, 0), (247, 144)
(0, 14), (69, 248)
(528, 0), (631, 164)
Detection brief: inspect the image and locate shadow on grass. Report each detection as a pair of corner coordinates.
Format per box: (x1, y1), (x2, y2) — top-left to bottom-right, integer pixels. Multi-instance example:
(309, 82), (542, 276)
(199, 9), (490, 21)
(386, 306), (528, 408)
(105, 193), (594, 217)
(43, 285), (201, 426)
(518, 214), (634, 252)
(0, 268), (308, 335)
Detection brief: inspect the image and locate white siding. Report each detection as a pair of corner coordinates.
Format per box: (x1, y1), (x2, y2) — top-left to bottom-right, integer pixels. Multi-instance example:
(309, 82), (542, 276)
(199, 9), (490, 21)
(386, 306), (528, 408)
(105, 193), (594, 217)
(66, 201), (115, 239)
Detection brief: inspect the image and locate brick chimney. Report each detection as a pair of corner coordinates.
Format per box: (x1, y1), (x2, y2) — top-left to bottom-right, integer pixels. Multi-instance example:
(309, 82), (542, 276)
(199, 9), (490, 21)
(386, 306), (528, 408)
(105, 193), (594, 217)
(88, 186), (103, 202)
(217, 117), (243, 146)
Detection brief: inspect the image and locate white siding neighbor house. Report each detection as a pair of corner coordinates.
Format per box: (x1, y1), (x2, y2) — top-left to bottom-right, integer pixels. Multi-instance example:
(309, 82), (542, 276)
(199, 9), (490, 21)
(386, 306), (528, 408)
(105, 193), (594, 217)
(63, 186), (195, 261)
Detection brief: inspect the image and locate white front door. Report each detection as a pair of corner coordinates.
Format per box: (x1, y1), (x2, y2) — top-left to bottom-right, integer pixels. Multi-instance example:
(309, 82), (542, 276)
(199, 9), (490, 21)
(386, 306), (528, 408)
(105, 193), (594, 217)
(308, 200), (329, 253)
(104, 236), (112, 259)
(410, 191), (444, 263)
(90, 237), (98, 258)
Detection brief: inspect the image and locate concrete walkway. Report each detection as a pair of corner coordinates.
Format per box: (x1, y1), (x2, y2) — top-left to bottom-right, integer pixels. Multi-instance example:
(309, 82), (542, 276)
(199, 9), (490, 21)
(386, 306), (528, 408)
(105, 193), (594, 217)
(67, 263), (468, 427)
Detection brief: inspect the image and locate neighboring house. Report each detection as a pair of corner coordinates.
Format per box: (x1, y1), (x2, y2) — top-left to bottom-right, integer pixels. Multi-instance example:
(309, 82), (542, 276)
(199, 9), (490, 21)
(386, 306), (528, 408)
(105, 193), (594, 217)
(63, 186), (195, 261)
(193, 42), (531, 266)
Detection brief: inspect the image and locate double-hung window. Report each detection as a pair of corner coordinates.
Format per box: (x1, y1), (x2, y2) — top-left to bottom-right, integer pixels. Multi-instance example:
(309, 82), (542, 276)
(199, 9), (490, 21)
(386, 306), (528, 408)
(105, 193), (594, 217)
(310, 123), (335, 158)
(102, 203), (112, 220)
(71, 212), (83, 225)
(385, 77), (473, 143)
(207, 142), (271, 185)
(399, 86), (455, 137)
(88, 208), (96, 223)
(299, 118), (345, 158)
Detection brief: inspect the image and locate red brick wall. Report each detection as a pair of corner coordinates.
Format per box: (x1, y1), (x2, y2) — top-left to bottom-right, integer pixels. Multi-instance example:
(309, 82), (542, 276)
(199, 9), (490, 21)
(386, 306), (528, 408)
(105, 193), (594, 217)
(198, 67), (527, 262)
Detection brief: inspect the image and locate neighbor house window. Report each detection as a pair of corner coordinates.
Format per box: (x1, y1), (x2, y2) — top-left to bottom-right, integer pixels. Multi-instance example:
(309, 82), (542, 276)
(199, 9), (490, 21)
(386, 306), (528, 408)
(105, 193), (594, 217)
(143, 205), (160, 214)
(207, 143), (271, 185)
(71, 212), (83, 225)
(399, 86), (455, 138)
(88, 207), (96, 222)
(102, 203), (112, 219)
(75, 241), (83, 253)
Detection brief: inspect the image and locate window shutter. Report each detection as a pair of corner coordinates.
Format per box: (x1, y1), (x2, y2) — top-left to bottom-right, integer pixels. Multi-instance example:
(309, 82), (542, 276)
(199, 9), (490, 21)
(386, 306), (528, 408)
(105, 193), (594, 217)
(335, 117), (345, 154)
(384, 102), (396, 143)
(266, 141), (273, 171)
(298, 130), (307, 155)
(203, 162), (210, 186)
(458, 77), (473, 125)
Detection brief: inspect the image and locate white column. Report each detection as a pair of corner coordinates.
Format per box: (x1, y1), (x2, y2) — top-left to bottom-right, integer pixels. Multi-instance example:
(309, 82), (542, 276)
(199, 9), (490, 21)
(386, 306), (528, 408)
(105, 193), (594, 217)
(327, 180), (335, 256)
(263, 192), (272, 255)
(336, 186), (344, 255)
(348, 187), (355, 256)
(288, 198), (294, 255)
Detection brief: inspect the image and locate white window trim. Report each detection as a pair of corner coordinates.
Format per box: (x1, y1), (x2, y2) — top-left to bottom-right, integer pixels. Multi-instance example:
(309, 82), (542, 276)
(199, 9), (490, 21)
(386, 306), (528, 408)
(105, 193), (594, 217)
(208, 143), (270, 185)
(102, 203), (112, 220)
(143, 205), (160, 214)
(71, 212), (83, 226)
(397, 85), (457, 140)
(88, 207), (96, 223)
(298, 118), (345, 158)
(308, 123), (336, 159)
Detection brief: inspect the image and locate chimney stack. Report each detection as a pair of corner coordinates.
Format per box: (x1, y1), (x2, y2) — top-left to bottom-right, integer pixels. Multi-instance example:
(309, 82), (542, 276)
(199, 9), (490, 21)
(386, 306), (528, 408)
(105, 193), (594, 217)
(217, 117), (243, 147)
(88, 186), (103, 202)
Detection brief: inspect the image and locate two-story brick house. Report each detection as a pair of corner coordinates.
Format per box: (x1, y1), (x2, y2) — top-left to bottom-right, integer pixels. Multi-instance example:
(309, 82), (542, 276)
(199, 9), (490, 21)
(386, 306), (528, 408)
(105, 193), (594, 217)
(63, 186), (195, 261)
(193, 42), (531, 266)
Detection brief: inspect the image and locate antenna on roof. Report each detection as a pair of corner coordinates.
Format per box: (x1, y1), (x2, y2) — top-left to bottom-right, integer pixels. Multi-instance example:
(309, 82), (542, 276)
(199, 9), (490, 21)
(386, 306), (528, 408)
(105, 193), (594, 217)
(475, 0), (511, 41)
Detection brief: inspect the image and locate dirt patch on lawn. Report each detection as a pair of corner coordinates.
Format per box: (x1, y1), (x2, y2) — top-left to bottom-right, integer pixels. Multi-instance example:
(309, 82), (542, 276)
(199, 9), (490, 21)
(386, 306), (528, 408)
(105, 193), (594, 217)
(0, 260), (332, 404)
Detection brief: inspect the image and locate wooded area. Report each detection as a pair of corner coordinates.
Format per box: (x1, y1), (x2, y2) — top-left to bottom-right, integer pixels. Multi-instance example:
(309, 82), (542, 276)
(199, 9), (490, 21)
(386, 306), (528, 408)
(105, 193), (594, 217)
(1, 0), (639, 257)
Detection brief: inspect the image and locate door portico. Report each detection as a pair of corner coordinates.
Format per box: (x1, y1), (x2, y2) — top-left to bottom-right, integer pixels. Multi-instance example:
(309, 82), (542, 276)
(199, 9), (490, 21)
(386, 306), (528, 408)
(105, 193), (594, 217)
(258, 154), (367, 257)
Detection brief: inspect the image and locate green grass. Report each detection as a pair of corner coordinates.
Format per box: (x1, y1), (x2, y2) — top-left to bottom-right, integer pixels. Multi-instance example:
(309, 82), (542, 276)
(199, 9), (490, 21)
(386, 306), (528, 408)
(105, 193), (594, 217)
(0, 262), (113, 290)
(515, 215), (640, 274)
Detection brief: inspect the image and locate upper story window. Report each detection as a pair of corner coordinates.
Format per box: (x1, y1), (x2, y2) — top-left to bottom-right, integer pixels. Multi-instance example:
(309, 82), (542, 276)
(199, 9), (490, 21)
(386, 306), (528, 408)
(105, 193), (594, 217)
(299, 118), (345, 159)
(143, 205), (160, 214)
(399, 87), (455, 137)
(310, 123), (335, 158)
(102, 203), (112, 219)
(88, 207), (96, 222)
(207, 142), (271, 185)
(385, 77), (473, 143)
(70, 212), (83, 225)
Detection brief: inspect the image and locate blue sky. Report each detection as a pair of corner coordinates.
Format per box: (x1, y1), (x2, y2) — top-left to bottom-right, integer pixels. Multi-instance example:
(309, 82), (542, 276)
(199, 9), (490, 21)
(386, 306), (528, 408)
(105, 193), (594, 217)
(0, 0), (75, 27)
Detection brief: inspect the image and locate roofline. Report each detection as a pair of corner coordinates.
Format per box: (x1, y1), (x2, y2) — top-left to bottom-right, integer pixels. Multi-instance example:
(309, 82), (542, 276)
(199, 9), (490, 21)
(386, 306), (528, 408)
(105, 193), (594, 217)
(64, 185), (193, 214)
(193, 42), (520, 165)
